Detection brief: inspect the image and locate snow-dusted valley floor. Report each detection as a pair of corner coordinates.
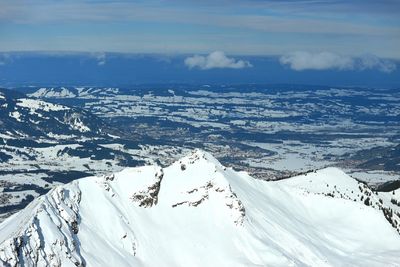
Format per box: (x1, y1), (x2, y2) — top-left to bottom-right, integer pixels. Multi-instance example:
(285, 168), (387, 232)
(1, 151), (400, 267)
(1, 85), (399, 221)
(25, 85), (400, 179)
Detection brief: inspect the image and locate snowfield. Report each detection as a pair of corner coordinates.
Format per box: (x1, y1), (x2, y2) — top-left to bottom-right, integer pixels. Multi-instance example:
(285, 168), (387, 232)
(0, 150), (400, 267)
(16, 98), (70, 112)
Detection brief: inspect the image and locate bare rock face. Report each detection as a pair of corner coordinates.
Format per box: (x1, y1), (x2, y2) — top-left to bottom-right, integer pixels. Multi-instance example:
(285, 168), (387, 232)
(0, 184), (83, 267)
(131, 168), (164, 208)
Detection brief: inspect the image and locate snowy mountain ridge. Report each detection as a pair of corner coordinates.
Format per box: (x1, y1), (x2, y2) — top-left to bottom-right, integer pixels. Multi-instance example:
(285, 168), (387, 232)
(28, 87), (120, 99)
(1, 150), (400, 267)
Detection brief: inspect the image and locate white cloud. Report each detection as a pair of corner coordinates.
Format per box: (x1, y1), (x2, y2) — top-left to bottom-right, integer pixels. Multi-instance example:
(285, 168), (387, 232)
(279, 51), (354, 71)
(184, 51), (252, 70)
(357, 54), (396, 73)
(0, 53), (12, 66)
(91, 52), (106, 66)
(280, 51), (397, 73)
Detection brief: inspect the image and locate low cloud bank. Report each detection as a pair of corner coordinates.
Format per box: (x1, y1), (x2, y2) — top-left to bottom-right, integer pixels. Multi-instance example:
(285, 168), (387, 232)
(91, 52), (106, 66)
(185, 51), (252, 70)
(280, 51), (396, 73)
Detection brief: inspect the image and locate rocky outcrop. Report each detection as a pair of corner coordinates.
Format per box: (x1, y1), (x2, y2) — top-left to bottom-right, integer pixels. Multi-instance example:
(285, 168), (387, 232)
(131, 168), (164, 208)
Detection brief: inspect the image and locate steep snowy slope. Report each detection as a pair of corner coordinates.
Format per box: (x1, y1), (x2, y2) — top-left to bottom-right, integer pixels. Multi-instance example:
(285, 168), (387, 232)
(1, 150), (400, 267)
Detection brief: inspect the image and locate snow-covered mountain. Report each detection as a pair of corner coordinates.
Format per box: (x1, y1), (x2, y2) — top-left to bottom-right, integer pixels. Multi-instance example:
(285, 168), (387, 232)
(28, 87), (120, 99)
(0, 150), (399, 267)
(0, 88), (106, 141)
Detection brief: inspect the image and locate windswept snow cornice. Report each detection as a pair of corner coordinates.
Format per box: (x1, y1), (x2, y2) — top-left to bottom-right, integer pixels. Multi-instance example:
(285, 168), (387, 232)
(0, 150), (400, 267)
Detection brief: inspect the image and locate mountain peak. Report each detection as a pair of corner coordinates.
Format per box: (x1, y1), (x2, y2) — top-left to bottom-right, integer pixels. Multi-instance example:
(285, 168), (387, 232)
(1, 151), (400, 266)
(176, 149), (224, 169)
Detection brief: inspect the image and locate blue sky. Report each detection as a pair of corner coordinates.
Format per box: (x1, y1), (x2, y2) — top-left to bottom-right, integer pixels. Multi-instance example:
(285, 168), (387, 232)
(1, 52), (399, 87)
(0, 0), (399, 87)
(0, 0), (399, 58)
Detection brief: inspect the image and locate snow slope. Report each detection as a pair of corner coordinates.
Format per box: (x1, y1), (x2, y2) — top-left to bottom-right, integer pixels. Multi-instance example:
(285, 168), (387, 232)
(1, 150), (400, 267)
